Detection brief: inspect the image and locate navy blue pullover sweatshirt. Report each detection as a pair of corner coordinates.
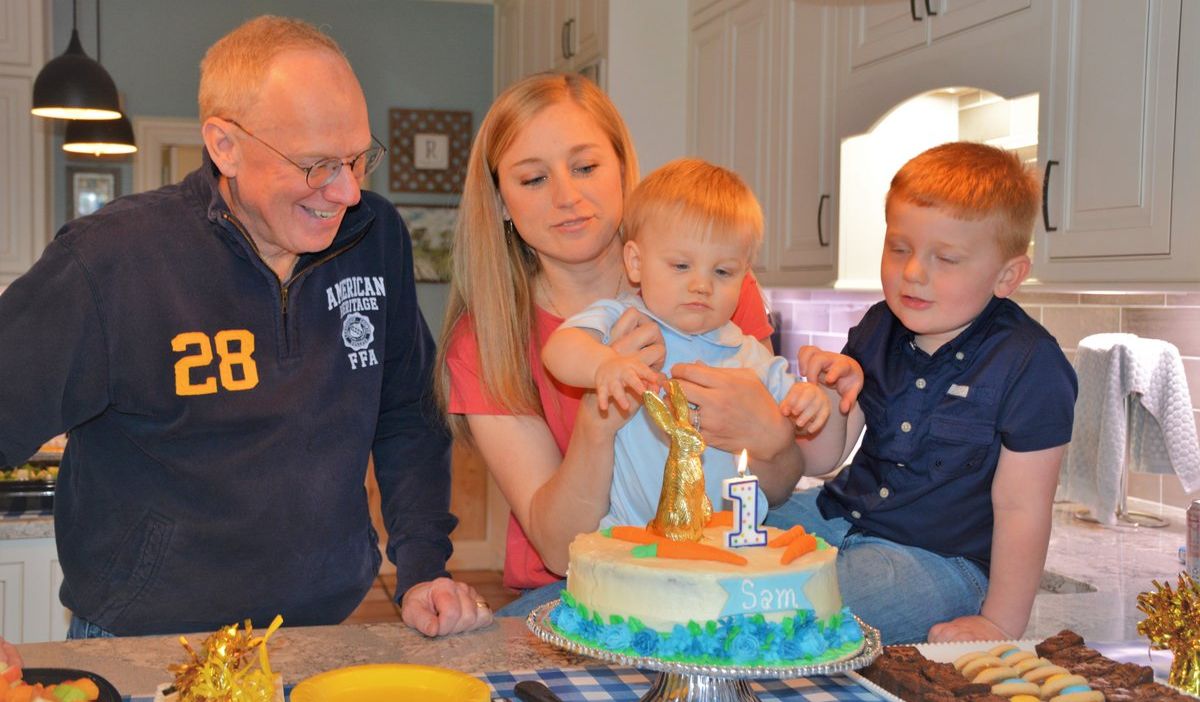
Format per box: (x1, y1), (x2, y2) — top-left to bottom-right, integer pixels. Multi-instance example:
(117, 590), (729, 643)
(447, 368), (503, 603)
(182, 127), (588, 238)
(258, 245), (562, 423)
(0, 156), (454, 635)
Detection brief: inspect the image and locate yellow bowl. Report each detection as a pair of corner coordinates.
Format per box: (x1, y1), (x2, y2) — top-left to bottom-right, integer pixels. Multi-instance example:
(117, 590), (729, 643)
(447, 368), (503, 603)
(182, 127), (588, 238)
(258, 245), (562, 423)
(290, 663), (490, 702)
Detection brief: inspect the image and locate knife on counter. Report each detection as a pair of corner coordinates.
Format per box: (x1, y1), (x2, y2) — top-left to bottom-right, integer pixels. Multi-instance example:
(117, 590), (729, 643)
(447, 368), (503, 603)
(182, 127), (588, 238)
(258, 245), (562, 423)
(513, 680), (564, 702)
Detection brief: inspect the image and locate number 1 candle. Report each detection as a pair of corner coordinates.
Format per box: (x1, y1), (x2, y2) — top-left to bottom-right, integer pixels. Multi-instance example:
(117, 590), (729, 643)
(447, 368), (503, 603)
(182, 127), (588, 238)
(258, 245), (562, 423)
(723, 449), (767, 548)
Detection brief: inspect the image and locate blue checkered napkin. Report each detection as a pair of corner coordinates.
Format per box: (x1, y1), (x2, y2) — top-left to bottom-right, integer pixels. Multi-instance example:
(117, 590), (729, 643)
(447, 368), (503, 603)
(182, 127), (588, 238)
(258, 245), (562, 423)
(479, 666), (884, 701)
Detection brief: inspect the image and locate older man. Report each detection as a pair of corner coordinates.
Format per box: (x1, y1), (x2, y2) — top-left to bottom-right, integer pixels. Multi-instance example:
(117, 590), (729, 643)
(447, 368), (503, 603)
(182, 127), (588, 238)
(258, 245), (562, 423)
(0, 16), (489, 639)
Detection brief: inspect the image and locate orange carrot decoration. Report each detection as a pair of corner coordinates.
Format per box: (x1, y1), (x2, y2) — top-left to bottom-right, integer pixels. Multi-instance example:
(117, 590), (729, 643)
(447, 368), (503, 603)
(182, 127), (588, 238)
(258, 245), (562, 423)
(767, 525), (807, 548)
(653, 540), (748, 566)
(705, 510), (734, 528)
(609, 526), (660, 544)
(780, 532), (818, 564)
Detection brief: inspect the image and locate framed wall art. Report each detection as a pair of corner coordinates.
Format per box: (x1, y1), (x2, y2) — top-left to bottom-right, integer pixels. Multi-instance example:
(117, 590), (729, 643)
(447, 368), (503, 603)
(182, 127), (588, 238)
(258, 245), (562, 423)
(66, 166), (121, 220)
(388, 108), (472, 194)
(397, 203), (457, 282)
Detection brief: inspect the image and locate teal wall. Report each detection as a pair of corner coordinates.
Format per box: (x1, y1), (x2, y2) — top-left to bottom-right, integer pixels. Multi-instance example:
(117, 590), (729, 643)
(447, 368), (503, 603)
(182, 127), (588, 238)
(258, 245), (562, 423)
(49, 0), (493, 334)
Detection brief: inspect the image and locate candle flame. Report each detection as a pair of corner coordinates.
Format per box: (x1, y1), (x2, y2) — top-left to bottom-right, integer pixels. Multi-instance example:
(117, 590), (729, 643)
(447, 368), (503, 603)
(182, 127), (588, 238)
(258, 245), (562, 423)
(737, 449), (748, 477)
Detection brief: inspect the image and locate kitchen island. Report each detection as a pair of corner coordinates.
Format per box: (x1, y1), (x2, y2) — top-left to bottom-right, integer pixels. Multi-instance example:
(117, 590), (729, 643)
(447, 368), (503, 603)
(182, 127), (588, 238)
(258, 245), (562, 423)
(15, 617), (588, 697)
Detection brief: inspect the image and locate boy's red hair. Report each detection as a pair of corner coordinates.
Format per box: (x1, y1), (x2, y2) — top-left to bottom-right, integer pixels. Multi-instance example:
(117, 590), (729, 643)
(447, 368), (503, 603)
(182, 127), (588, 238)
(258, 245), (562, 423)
(887, 142), (1040, 259)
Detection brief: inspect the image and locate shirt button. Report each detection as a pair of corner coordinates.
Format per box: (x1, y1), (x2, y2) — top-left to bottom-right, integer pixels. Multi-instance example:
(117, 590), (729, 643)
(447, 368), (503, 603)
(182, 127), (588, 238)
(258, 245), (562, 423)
(879, 487), (890, 498)
(955, 351), (965, 360)
(915, 378), (927, 389)
(851, 510), (862, 519)
(900, 421), (913, 433)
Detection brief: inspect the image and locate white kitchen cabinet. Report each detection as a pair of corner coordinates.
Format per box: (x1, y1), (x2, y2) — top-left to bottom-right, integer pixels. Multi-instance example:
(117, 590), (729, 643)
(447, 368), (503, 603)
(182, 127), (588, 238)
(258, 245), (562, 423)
(494, 0), (606, 94)
(1036, 0), (1195, 283)
(846, 0), (1032, 71)
(688, 0), (773, 208)
(767, 0), (837, 284)
(0, 0), (49, 285)
(0, 536), (70, 643)
(552, 0), (606, 72)
(493, 2), (688, 172)
(689, 0), (837, 286)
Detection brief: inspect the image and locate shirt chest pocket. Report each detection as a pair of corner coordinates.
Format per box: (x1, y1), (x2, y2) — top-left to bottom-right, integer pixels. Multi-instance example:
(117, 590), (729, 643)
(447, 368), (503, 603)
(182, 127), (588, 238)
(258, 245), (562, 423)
(926, 409), (997, 477)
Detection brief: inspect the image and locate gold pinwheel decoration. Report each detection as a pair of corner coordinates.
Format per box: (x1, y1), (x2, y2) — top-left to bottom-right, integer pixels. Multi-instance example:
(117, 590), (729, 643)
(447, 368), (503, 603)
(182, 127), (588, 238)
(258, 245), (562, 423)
(168, 614), (284, 702)
(1136, 572), (1200, 694)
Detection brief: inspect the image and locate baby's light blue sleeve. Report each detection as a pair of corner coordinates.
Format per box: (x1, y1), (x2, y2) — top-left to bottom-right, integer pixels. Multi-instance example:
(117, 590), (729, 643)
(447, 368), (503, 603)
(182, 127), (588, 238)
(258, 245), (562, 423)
(561, 297), (629, 342)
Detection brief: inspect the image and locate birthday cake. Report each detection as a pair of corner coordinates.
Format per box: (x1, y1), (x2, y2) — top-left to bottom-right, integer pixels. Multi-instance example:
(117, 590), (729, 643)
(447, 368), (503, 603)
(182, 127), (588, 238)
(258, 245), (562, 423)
(548, 521), (864, 667)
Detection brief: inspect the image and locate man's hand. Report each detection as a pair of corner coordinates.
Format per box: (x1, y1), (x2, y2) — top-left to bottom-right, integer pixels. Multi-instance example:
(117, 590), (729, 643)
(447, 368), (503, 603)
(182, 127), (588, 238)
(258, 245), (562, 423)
(400, 577), (494, 637)
(796, 346), (864, 414)
(927, 614), (1011, 643)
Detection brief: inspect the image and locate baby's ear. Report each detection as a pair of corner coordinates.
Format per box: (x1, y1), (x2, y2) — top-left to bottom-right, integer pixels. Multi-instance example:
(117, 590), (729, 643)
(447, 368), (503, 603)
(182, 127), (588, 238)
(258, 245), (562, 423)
(623, 240), (644, 284)
(993, 254), (1031, 298)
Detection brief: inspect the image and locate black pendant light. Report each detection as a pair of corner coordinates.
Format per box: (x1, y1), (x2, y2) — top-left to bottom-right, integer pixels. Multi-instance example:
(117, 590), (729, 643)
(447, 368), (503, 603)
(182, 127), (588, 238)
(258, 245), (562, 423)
(63, 111), (137, 155)
(31, 0), (122, 120)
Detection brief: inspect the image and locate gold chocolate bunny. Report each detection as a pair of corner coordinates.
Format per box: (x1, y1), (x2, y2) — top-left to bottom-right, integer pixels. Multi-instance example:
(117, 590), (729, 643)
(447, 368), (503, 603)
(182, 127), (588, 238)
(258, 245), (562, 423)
(644, 379), (712, 542)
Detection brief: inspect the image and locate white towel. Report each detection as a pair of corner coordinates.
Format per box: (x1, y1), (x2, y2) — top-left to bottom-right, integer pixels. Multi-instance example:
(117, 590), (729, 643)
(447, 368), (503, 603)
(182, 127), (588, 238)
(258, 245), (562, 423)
(1062, 333), (1200, 524)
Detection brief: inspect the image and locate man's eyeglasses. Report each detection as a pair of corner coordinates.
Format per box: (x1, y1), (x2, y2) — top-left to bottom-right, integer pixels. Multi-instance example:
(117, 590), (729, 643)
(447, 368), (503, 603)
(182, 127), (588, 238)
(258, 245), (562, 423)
(225, 119), (386, 189)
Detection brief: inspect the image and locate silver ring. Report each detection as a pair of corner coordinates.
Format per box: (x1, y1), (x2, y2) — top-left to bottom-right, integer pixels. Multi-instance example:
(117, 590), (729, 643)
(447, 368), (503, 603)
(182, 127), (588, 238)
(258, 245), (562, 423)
(690, 407), (700, 432)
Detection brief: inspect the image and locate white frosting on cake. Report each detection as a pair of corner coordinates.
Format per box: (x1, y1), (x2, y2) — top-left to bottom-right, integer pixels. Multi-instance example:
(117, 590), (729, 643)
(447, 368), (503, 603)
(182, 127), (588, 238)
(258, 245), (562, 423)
(566, 525), (842, 631)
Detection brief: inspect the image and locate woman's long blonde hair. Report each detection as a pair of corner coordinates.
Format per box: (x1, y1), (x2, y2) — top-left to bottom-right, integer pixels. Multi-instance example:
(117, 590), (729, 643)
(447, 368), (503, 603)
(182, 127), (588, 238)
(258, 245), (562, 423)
(435, 73), (639, 442)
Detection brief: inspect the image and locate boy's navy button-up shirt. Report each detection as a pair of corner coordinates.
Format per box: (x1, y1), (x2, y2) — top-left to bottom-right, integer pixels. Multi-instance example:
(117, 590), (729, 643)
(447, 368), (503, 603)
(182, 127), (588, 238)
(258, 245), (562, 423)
(817, 297), (1077, 569)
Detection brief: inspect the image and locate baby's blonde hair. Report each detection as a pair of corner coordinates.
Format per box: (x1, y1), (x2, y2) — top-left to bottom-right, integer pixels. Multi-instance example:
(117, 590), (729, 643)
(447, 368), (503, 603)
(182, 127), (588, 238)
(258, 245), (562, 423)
(886, 141), (1040, 259)
(625, 158), (763, 262)
(199, 15), (347, 121)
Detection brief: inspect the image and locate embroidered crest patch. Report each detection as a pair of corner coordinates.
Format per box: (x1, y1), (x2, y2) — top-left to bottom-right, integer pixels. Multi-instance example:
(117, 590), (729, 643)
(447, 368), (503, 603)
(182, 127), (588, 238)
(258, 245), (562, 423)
(341, 312), (375, 351)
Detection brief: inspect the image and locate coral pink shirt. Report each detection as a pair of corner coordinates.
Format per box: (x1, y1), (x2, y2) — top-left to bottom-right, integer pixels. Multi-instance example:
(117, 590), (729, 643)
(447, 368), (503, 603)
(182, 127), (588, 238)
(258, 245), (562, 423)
(445, 274), (773, 589)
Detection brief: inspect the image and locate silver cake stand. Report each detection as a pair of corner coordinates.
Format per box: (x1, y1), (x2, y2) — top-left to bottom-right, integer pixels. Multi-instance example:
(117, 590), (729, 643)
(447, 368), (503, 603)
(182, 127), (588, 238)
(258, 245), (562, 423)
(526, 600), (882, 702)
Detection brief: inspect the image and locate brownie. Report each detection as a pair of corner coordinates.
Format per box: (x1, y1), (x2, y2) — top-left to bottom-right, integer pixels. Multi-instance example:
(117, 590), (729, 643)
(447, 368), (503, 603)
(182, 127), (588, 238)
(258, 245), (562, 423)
(1062, 653), (1119, 679)
(1035, 629), (1085, 657)
(918, 660), (989, 696)
(1047, 644), (1105, 667)
(1090, 661), (1154, 690)
(958, 694), (1008, 702)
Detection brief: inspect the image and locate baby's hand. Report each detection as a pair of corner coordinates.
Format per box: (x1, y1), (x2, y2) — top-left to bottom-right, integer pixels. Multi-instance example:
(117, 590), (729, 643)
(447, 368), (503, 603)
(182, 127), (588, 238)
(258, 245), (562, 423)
(780, 380), (832, 435)
(595, 356), (664, 412)
(796, 345), (864, 414)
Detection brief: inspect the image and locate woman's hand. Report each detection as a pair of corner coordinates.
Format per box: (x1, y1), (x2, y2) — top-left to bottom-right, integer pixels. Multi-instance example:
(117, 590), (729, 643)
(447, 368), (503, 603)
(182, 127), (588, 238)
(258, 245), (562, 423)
(401, 577), (495, 637)
(669, 361), (803, 501)
(670, 362), (793, 458)
(607, 307), (666, 372)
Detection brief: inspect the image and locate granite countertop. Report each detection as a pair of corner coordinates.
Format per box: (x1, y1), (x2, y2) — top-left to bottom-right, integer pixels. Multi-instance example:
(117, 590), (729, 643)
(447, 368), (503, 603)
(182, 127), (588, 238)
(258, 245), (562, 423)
(1025, 501), (1187, 642)
(0, 513), (53, 539)
(11, 501), (1188, 697)
(16, 618), (588, 697)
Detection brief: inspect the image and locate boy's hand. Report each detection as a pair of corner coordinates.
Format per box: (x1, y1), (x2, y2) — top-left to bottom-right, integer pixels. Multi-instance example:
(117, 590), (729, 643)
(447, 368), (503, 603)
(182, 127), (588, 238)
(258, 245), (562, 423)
(927, 614), (1012, 643)
(796, 345), (864, 414)
(594, 356), (664, 412)
(780, 381), (832, 435)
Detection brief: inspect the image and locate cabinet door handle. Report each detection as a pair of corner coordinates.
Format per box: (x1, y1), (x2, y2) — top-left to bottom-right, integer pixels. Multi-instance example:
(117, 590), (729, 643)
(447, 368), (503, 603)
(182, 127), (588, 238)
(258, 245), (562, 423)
(910, 0), (921, 21)
(561, 20), (571, 60)
(1043, 160), (1058, 232)
(924, 0), (938, 16)
(566, 19), (576, 59)
(817, 194), (830, 247)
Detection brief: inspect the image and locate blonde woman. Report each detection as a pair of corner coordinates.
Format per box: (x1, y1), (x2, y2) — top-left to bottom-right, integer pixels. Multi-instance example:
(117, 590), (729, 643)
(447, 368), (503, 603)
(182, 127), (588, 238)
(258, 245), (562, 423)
(437, 73), (807, 615)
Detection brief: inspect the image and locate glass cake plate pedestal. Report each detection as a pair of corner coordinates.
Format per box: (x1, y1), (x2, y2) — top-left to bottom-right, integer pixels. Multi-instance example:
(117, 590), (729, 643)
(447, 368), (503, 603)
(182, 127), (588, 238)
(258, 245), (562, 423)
(527, 600), (882, 702)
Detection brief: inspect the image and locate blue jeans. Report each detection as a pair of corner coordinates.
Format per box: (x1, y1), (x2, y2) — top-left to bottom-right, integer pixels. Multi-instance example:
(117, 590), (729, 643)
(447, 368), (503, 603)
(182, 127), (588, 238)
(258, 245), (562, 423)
(766, 488), (988, 645)
(495, 579), (566, 619)
(67, 615), (117, 639)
